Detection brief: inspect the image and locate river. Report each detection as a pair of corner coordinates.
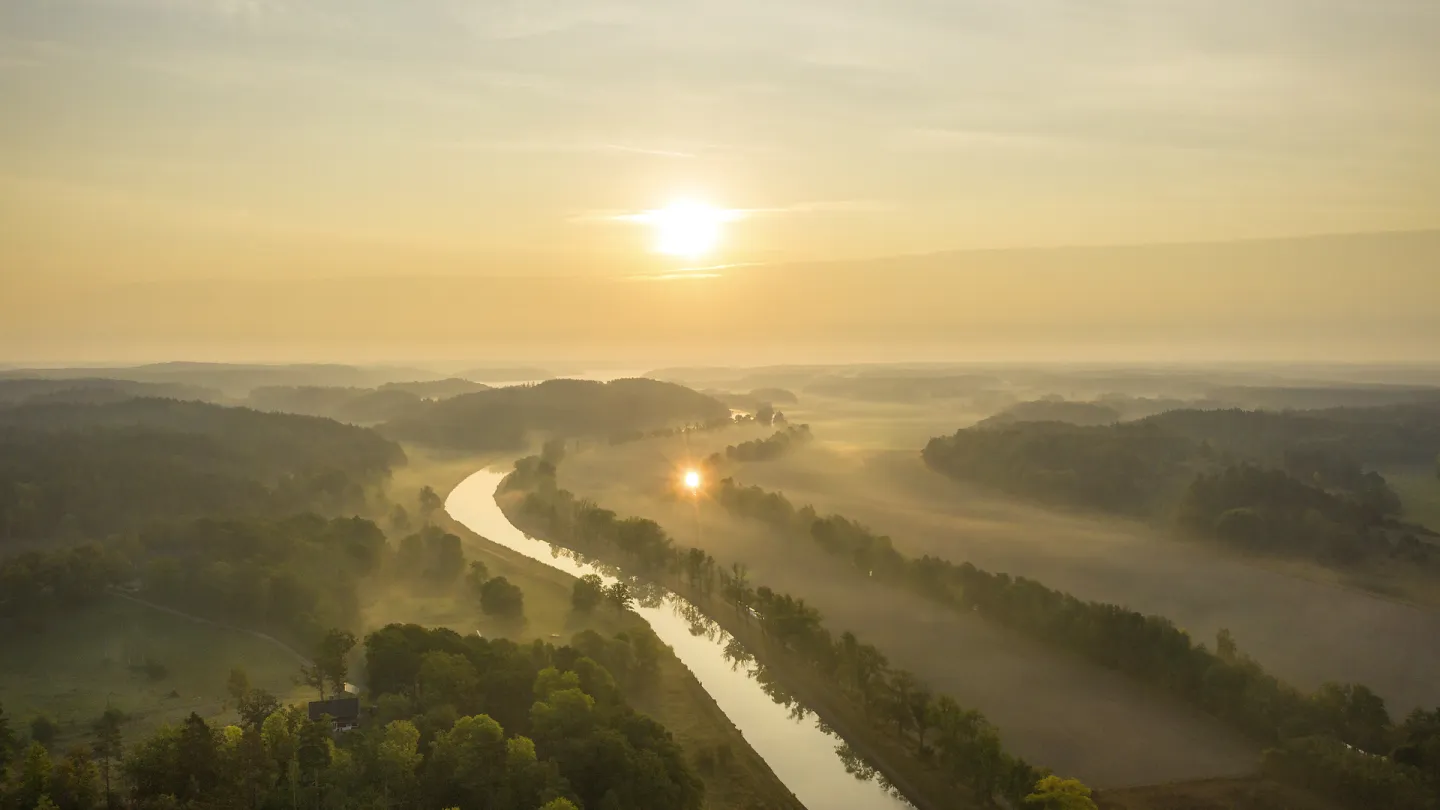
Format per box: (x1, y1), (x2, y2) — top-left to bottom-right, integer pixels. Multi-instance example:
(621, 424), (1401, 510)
(446, 468), (914, 810)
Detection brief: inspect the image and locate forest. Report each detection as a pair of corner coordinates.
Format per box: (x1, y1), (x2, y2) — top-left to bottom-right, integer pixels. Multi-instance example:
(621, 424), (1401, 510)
(0, 400), (402, 545)
(379, 379), (730, 453)
(0, 386), (749, 810)
(0, 626), (701, 810)
(922, 404), (1437, 565)
(244, 379), (491, 426)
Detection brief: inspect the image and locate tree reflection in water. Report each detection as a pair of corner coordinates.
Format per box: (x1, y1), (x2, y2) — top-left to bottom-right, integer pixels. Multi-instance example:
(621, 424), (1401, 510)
(527, 530), (901, 799)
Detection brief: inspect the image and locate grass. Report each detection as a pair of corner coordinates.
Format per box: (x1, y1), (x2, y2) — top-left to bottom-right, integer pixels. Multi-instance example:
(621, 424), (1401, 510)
(1384, 466), (1440, 534)
(0, 596), (311, 751)
(1097, 776), (1344, 810)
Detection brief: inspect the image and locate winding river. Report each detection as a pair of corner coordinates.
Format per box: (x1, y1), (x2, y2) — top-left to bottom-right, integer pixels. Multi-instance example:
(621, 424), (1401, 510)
(446, 468), (913, 810)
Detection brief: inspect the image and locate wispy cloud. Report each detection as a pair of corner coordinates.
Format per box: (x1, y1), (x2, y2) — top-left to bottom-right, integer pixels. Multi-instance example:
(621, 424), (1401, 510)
(893, 128), (1073, 152)
(435, 140), (711, 159)
(572, 201), (889, 224)
(743, 200), (896, 215)
(598, 144), (697, 159)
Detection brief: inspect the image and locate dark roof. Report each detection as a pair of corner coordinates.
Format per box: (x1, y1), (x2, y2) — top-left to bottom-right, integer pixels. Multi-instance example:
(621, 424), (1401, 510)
(307, 697), (360, 722)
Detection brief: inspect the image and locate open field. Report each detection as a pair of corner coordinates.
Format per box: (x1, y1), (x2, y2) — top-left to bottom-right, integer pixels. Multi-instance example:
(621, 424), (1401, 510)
(1096, 776), (1344, 810)
(1385, 466), (1440, 535)
(0, 596), (311, 750)
(710, 442), (1440, 714)
(558, 439), (1260, 789)
(779, 395), (995, 452)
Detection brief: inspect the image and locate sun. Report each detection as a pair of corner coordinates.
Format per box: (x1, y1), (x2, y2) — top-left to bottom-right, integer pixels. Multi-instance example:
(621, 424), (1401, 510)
(642, 199), (736, 258)
(682, 469), (702, 491)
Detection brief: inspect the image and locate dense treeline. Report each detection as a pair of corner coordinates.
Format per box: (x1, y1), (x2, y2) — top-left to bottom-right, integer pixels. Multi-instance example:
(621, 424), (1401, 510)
(922, 421), (1194, 514)
(0, 512), (402, 649)
(0, 379), (218, 407)
(924, 406), (1430, 565)
(0, 544), (130, 619)
(245, 380), (490, 425)
(1139, 404), (1440, 467)
(0, 400), (403, 475)
(0, 400), (403, 544)
(705, 425), (812, 466)
(711, 477), (1440, 809)
(0, 362), (436, 398)
(504, 458), (1057, 808)
(138, 514), (390, 646)
(975, 400), (1122, 428)
(246, 386), (426, 425)
(0, 626), (699, 810)
(1179, 464), (1414, 564)
(381, 379), (731, 452)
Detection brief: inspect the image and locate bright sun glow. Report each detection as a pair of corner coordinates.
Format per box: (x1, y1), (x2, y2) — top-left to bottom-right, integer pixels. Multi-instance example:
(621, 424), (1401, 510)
(683, 469), (702, 490)
(642, 200), (737, 258)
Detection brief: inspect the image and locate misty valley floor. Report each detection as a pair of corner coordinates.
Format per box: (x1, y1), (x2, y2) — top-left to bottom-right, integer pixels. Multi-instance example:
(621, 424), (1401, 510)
(734, 447), (1440, 715)
(558, 437), (1263, 788)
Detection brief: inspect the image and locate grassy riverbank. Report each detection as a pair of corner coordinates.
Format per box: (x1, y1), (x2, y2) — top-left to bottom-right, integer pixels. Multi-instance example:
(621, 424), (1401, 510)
(498, 488), (973, 810)
(408, 454), (803, 810)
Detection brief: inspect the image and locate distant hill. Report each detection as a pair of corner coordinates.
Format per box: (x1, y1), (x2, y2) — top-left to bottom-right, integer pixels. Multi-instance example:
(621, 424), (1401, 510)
(246, 380), (489, 424)
(0, 362), (442, 397)
(977, 399), (1121, 428)
(1139, 403), (1440, 467)
(0, 398), (404, 544)
(379, 378), (491, 399)
(381, 378), (731, 452)
(455, 366), (554, 383)
(0, 377), (220, 406)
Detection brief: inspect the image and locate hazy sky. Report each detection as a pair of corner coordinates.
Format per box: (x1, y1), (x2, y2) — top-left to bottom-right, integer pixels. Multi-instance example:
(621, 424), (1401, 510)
(2, 1), (1439, 363)
(4, 0), (1440, 279)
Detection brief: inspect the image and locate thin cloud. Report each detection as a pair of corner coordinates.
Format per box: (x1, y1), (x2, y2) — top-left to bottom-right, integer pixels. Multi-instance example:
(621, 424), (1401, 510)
(436, 140), (704, 159)
(599, 144), (697, 159)
(574, 201), (891, 224)
(894, 128), (1073, 152)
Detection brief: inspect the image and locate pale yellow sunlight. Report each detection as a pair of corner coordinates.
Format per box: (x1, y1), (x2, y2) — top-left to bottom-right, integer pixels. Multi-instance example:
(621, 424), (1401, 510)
(683, 469), (702, 491)
(642, 200), (737, 258)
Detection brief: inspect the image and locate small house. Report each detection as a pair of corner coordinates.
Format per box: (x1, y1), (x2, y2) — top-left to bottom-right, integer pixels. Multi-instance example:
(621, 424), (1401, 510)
(307, 696), (361, 733)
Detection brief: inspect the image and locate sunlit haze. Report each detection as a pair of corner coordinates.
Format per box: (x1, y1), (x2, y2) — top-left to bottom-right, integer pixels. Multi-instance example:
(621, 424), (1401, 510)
(2, 1), (1439, 364)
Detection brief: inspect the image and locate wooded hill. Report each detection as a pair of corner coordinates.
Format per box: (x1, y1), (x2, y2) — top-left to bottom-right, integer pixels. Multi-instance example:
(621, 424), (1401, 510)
(0, 399), (404, 545)
(381, 379), (731, 453)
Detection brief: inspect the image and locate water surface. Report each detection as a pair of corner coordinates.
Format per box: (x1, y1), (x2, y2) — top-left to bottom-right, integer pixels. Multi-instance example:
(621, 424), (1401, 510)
(446, 468), (913, 810)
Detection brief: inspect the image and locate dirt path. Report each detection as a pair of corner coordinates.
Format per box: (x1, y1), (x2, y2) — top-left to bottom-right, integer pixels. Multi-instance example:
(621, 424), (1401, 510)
(106, 590), (312, 667)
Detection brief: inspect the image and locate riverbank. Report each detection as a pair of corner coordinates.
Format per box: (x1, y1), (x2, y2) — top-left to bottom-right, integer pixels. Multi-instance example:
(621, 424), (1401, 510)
(498, 488), (965, 810)
(431, 470), (806, 810)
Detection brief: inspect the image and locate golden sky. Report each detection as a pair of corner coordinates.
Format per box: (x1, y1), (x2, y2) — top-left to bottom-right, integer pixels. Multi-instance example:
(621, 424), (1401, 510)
(2, 1), (1439, 362)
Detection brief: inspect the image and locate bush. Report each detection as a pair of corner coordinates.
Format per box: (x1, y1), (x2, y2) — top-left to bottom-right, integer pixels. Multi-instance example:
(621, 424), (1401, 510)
(571, 574), (604, 613)
(480, 576), (524, 619)
(29, 715), (57, 748)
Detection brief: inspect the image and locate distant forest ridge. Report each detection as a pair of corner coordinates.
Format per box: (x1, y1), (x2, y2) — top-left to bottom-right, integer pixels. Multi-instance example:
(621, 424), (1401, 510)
(924, 401), (1440, 565)
(380, 378), (732, 452)
(0, 398), (404, 545)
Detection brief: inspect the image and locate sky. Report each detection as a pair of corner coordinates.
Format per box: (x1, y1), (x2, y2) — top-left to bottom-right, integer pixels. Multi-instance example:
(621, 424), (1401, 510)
(2, 0), (1439, 363)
